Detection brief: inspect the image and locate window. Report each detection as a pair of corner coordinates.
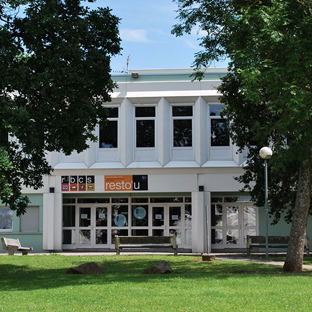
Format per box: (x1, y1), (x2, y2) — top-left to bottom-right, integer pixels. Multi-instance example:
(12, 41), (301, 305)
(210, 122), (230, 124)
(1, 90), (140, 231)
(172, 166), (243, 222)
(172, 106), (193, 147)
(20, 207), (39, 232)
(135, 106), (155, 148)
(99, 107), (119, 148)
(210, 105), (229, 147)
(0, 208), (13, 231)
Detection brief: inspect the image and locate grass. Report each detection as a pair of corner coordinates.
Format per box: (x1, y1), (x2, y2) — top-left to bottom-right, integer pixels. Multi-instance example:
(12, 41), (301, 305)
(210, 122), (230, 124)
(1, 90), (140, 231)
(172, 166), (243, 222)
(0, 254), (312, 311)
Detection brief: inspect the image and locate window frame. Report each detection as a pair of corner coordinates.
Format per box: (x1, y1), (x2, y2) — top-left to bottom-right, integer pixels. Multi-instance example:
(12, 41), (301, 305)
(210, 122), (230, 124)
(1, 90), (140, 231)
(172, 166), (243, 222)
(99, 106), (120, 149)
(171, 104), (194, 160)
(133, 104), (157, 161)
(0, 208), (13, 232)
(209, 104), (230, 148)
(20, 206), (40, 233)
(97, 105), (121, 162)
(134, 105), (156, 149)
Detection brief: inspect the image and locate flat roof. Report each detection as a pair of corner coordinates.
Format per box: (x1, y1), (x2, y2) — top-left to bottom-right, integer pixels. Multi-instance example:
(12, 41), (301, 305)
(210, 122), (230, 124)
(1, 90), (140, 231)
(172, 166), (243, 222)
(112, 68), (228, 83)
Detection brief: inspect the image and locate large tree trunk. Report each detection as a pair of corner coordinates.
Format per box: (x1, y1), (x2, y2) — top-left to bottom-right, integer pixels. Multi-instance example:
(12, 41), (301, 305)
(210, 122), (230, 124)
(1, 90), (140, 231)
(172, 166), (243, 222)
(283, 160), (312, 272)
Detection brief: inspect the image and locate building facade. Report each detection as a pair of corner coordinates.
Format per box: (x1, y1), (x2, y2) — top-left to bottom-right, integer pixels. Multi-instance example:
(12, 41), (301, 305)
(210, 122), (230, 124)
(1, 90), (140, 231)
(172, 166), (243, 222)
(0, 68), (304, 253)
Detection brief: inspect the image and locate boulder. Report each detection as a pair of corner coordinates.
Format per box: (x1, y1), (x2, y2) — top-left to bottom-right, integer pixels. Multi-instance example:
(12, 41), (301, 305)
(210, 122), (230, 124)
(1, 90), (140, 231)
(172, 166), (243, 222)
(143, 260), (172, 274)
(66, 262), (105, 274)
(202, 254), (216, 261)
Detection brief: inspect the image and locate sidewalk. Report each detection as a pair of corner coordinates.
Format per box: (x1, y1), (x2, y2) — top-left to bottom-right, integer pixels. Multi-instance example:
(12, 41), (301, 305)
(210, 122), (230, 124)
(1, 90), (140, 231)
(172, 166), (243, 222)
(1, 250), (312, 269)
(215, 254), (312, 270)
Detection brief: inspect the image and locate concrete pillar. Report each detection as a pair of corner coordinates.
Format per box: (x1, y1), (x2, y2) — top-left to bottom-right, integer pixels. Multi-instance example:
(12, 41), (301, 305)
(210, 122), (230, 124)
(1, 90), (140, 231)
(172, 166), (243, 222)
(192, 190), (205, 253)
(43, 192), (54, 251)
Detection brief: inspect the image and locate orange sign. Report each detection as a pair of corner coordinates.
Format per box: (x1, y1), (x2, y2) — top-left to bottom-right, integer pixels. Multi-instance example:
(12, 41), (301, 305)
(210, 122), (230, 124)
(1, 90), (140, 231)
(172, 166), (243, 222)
(105, 175), (133, 191)
(104, 175), (148, 191)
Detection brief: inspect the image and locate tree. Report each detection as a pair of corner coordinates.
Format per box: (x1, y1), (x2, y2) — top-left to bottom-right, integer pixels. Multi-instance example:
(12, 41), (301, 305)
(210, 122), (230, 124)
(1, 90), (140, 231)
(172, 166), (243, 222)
(172, 0), (312, 272)
(0, 0), (121, 215)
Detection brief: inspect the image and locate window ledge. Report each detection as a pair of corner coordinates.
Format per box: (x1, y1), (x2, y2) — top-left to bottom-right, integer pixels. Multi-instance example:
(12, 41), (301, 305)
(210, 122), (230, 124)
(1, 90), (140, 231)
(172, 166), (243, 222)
(202, 160), (239, 167)
(164, 161), (200, 168)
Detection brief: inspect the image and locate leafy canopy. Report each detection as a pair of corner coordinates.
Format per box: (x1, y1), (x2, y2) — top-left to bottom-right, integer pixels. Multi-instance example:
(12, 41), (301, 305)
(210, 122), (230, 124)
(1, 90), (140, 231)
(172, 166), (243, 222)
(172, 0), (312, 223)
(0, 0), (121, 215)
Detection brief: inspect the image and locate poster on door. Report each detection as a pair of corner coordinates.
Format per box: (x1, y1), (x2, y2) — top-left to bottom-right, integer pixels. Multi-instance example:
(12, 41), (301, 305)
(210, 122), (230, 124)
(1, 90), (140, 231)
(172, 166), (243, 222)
(61, 175), (95, 192)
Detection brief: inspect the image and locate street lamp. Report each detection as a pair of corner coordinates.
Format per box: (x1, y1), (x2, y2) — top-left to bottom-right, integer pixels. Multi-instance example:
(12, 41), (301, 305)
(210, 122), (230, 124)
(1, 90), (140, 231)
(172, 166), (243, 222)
(259, 147), (273, 260)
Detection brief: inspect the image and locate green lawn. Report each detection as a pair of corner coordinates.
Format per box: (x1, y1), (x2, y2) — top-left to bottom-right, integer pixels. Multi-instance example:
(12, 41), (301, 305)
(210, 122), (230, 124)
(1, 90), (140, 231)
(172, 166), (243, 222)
(0, 254), (312, 311)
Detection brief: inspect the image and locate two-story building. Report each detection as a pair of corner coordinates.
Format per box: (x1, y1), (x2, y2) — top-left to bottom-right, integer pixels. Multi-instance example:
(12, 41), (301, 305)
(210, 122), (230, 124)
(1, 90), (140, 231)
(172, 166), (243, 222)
(0, 68), (304, 253)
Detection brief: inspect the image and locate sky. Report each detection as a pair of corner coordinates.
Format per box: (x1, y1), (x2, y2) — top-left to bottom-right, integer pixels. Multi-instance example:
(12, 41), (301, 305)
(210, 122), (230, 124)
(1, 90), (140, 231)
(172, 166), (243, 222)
(87, 0), (229, 73)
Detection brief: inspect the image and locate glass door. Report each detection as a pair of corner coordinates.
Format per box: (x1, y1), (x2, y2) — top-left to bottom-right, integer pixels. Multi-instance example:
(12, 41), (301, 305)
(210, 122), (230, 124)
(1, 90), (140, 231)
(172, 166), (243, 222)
(150, 204), (185, 247)
(77, 205), (110, 248)
(78, 206), (92, 247)
(211, 202), (258, 249)
(151, 205), (166, 236)
(95, 206), (109, 246)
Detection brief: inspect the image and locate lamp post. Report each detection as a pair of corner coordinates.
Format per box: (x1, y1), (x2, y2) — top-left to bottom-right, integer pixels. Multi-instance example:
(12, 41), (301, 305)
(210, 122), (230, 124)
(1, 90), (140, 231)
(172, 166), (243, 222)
(259, 147), (273, 260)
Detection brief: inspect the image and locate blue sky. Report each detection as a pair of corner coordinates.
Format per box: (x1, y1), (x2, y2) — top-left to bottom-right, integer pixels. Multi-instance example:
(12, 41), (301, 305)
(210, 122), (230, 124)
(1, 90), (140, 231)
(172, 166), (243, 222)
(87, 0), (228, 73)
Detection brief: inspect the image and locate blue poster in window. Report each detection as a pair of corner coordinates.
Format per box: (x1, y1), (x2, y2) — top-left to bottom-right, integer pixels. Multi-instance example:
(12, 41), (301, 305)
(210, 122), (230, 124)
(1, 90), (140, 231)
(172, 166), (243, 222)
(134, 207), (146, 219)
(114, 214), (126, 227)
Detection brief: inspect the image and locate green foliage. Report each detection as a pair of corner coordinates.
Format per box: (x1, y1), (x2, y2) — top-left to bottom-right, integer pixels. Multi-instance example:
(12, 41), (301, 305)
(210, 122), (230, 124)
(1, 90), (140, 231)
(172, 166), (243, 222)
(0, 0), (121, 215)
(172, 0), (312, 224)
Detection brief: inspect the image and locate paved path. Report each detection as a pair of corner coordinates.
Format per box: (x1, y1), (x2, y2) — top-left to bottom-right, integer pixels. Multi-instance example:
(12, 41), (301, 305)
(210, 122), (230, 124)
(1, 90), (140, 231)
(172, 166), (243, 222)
(215, 254), (312, 270)
(1, 250), (312, 270)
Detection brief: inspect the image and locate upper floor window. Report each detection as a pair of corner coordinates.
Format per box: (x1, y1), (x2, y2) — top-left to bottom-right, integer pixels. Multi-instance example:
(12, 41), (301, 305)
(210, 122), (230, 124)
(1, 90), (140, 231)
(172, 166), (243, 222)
(210, 105), (229, 147)
(172, 105), (193, 147)
(135, 106), (156, 148)
(0, 208), (13, 231)
(99, 107), (119, 148)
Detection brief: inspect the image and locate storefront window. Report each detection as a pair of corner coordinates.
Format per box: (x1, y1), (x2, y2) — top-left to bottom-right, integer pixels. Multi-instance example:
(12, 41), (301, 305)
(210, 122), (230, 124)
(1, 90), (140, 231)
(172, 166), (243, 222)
(0, 208), (13, 231)
(132, 205), (148, 226)
(112, 205), (128, 227)
(63, 206), (75, 227)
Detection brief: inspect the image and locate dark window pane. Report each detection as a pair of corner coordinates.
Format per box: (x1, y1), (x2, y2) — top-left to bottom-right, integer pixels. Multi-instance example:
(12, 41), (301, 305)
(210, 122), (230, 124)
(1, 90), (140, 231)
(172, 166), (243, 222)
(210, 105), (225, 116)
(135, 107), (155, 117)
(169, 206), (181, 226)
(211, 119), (229, 146)
(99, 121), (118, 148)
(96, 207), (107, 226)
(211, 204), (223, 226)
(211, 197), (223, 203)
(173, 106), (193, 116)
(107, 107), (118, 118)
(131, 198), (149, 203)
(150, 197), (183, 203)
(132, 229), (148, 236)
(111, 205), (128, 227)
(132, 205), (148, 226)
(63, 198), (75, 204)
(63, 206), (75, 227)
(136, 120), (155, 147)
(77, 198), (110, 203)
(96, 230), (107, 244)
(112, 198), (128, 203)
(174, 119), (192, 147)
(63, 230), (75, 244)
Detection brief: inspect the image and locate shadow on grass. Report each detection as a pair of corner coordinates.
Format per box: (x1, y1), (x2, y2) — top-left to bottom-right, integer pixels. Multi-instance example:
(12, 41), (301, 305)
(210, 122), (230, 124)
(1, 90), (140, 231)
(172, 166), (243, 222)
(0, 255), (306, 292)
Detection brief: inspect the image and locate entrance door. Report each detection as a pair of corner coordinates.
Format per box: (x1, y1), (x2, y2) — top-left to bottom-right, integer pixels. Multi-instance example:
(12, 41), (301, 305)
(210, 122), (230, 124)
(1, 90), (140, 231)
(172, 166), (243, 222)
(77, 205), (109, 248)
(150, 204), (184, 246)
(211, 203), (257, 249)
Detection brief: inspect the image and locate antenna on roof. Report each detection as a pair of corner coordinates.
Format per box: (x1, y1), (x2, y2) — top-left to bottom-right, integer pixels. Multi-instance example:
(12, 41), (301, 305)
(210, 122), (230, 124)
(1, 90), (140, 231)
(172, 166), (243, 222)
(126, 55), (130, 73)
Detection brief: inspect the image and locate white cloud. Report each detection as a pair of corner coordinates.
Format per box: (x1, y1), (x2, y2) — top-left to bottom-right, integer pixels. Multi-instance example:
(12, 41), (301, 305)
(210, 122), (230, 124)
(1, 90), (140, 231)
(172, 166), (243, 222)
(120, 29), (151, 43)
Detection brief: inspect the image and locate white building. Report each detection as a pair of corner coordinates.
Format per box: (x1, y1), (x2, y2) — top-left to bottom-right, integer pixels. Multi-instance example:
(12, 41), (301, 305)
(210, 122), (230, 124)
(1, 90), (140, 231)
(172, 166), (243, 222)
(1, 68), (269, 253)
